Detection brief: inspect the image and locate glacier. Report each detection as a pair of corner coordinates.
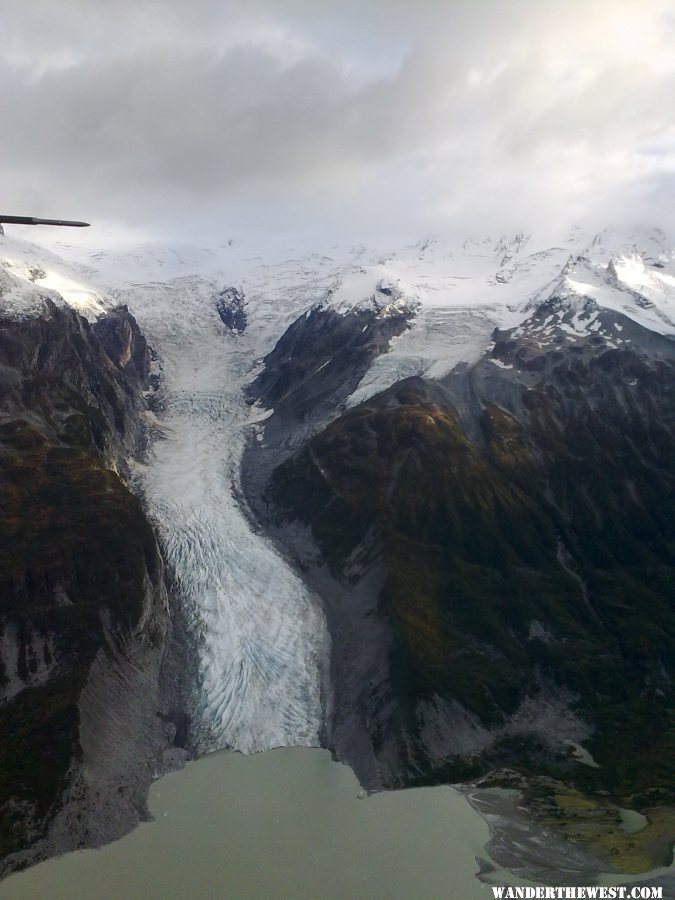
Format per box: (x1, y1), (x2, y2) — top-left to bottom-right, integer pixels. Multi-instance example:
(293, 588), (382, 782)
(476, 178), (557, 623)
(4, 223), (674, 757)
(111, 277), (329, 753)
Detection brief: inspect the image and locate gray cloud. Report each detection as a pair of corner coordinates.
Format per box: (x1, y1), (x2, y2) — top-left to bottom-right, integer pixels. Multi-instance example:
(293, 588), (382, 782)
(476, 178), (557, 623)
(1, 0), (674, 245)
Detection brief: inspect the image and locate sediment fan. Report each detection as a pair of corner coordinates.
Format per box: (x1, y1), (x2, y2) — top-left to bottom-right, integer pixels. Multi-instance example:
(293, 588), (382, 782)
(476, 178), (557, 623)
(0, 215), (90, 227)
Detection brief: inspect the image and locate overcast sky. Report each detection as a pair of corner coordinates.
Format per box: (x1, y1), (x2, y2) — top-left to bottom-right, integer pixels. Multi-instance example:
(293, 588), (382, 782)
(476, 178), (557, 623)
(1, 0), (674, 247)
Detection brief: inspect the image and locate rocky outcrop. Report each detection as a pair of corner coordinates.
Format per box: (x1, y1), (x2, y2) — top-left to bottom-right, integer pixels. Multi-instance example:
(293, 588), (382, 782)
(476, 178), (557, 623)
(0, 299), (188, 875)
(243, 301), (414, 531)
(248, 302), (412, 445)
(214, 286), (247, 334)
(0, 298), (148, 468)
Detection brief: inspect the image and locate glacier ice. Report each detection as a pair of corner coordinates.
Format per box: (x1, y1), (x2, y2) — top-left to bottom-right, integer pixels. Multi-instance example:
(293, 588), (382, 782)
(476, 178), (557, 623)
(117, 279), (328, 753)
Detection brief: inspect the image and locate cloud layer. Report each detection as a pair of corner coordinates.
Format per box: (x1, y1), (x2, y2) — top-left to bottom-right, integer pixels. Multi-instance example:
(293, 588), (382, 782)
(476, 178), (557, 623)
(1, 0), (674, 245)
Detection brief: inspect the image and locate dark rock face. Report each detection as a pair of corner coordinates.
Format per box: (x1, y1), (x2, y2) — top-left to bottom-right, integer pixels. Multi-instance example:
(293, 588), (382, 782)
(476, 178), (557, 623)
(0, 299), (149, 468)
(248, 304), (412, 472)
(215, 286), (247, 334)
(0, 302), (186, 874)
(253, 304), (675, 802)
(249, 304), (412, 435)
(91, 304), (150, 385)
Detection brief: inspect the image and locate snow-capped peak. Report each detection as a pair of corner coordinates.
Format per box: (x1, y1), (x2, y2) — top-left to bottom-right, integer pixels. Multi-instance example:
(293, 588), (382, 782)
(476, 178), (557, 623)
(549, 233), (675, 335)
(0, 232), (111, 321)
(322, 270), (421, 318)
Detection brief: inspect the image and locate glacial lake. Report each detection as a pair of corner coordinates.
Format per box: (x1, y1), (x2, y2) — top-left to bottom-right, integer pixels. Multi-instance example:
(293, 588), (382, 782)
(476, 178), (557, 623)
(0, 747), (493, 899)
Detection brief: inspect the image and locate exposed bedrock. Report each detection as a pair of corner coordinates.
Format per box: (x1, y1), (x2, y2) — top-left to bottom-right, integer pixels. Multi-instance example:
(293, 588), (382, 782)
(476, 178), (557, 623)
(248, 301), (412, 445)
(0, 300), (188, 876)
(243, 300), (413, 533)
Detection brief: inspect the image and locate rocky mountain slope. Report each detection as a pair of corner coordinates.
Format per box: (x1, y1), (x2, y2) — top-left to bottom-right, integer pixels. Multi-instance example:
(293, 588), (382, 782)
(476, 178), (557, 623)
(263, 305), (675, 790)
(239, 227), (675, 871)
(0, 241), (188, 875)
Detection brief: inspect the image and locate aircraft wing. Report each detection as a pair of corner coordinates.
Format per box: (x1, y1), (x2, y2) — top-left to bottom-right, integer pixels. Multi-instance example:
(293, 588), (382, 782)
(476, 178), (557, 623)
(0, 215), (90, 227)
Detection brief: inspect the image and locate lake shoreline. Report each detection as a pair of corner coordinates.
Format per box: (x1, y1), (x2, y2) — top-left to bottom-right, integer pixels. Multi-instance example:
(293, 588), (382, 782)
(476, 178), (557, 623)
(1, 746), (673, 899)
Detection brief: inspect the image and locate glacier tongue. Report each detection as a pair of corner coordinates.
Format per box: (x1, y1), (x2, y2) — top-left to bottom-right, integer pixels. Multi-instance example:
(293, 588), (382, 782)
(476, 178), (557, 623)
(118, 279), (326, 753)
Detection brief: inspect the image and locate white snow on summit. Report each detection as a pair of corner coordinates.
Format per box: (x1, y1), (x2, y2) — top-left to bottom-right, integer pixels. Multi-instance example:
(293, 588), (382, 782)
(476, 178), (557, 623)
(542, 228), (675, 337)
(0, 232), (110, 320)
(345, 230), (673, 404)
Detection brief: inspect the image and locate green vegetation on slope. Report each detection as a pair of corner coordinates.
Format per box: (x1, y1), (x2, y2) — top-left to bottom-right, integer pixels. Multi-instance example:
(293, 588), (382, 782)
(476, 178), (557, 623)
(268, 355), (675, 801)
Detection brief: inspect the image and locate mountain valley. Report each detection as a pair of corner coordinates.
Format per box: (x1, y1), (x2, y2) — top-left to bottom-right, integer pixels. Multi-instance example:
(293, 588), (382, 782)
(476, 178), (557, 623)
(0, 225), (673, 882)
